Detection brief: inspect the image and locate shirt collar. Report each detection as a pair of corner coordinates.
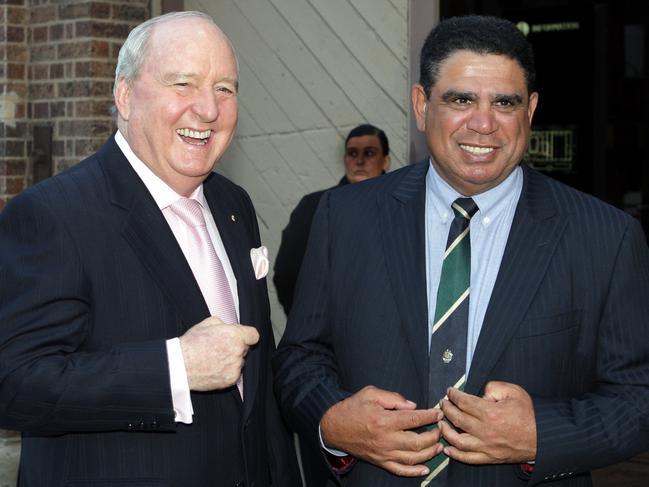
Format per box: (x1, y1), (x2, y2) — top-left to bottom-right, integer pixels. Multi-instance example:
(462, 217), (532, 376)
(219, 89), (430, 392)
(115, 130), (206, 209)
(426, 158), (522, 226)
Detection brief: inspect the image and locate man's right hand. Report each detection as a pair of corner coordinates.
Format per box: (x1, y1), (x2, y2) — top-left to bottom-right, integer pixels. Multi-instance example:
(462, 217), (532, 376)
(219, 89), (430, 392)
(320, 385), (444, 477)
(179, 316), (259, 391)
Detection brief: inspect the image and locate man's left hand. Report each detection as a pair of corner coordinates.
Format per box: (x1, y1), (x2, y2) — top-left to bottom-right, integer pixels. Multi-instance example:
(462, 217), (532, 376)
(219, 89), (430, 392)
(439, 381), (537, 464)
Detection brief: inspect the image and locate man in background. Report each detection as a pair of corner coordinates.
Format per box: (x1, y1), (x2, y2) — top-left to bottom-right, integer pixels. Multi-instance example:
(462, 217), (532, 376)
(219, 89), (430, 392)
(274, 15), (649, 486)
(0, 11), (299, 486)
(274, 123), (390, 316)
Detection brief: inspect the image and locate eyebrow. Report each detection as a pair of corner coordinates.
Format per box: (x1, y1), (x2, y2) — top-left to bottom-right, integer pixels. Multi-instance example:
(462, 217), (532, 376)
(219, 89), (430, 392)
(441, 90), (476, 102)
(441, 90), (524, 105)
(161, 72), (239, 90)
(347, 146), (379, 150)
(161, 72), (198, 83)
(493, 93), (524, 105)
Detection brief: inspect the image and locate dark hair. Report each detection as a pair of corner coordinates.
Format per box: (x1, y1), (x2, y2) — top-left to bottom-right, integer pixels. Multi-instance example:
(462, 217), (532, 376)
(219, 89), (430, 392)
(345, 124), (390, 156)
(419, 15), (536, 98)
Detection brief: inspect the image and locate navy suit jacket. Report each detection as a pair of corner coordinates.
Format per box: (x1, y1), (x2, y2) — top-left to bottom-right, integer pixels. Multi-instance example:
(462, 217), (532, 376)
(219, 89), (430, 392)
(0, 136), (300, 486)
(273, 160), (649, 486)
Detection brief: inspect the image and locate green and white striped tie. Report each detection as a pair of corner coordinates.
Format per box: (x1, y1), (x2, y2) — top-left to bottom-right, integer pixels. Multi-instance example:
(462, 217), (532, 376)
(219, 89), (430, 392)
(422, 197), (478, 486)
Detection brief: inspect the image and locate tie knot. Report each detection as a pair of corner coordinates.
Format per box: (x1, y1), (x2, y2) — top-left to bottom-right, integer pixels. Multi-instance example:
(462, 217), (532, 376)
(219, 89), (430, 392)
(170, 197), (206, 228)
(452, 197), (478, 220)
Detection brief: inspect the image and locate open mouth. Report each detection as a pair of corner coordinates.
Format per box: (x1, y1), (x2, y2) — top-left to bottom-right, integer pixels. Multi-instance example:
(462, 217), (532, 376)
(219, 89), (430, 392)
(176, 128), (212, 145)
(459, 144), (494, 155)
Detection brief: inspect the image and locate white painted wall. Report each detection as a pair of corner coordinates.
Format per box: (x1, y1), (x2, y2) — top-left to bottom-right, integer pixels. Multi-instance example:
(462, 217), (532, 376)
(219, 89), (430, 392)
(187, 0), (411, 339)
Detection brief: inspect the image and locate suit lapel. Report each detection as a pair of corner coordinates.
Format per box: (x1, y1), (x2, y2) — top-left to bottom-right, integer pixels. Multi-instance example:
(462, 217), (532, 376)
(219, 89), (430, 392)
(379, 161), (430, 396)
(203, 176), (260, 418)
(466, 166), (568, 394)
(100, 137), (209, 331)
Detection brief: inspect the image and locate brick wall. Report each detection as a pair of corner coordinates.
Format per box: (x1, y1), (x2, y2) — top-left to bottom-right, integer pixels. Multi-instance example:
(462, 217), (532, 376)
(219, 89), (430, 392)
(1, 0), (28, 205)
(1, 2), (151, 483)
(0, 0), (150, 204)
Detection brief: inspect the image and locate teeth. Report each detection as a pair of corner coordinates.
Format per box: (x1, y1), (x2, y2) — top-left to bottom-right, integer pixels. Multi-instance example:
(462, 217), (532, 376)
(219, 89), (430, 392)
(176, 128), (212, 139)
(460, 144), (493, 155)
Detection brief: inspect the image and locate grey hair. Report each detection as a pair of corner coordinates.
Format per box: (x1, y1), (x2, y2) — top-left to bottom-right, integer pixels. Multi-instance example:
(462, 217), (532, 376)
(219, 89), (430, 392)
(113, 11), (220, 97)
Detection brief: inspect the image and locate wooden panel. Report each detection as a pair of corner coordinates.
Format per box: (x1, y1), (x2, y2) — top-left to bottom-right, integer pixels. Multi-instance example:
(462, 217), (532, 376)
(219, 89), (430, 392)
(214, 0), (330, 132)
(268, 0), (406, 127)
(187, 0), (410, 329)
(232, 0), (363, 127)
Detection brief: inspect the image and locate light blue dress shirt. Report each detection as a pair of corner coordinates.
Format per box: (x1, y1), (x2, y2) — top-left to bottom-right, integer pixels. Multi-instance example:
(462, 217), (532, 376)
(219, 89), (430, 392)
(425, 161), (523, 377)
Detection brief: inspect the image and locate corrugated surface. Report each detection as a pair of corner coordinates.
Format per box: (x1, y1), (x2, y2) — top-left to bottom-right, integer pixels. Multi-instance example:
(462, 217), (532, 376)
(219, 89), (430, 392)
(187, 0), (409, 337)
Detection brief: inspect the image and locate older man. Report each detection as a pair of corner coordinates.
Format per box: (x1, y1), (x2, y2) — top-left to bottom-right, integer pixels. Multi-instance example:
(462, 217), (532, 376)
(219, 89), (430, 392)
(274, 15), (649, 486)
(0, 11), (299, 487)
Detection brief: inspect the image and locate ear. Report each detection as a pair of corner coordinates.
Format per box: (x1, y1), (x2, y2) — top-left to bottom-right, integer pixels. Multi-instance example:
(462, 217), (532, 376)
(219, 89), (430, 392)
(411, 84), (428, 132)
(527, 91), (539, 125)
(114, 77), (131, 121)
(382, 154), (391, 172)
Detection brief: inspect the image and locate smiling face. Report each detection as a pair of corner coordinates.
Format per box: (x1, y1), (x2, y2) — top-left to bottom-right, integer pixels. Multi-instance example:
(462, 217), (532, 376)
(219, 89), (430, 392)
(344, 134), (390, 184)
(115, 17), (238, 196)
(412, 50), (538, 196)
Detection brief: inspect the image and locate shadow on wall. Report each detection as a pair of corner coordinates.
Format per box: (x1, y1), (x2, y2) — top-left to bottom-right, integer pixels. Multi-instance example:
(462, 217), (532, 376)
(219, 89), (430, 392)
(0, 430), (19, 487)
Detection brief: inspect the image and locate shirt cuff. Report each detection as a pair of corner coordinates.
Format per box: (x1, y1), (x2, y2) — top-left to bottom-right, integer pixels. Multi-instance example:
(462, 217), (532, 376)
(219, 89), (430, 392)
(166, 338), (194, 424)
(318, 424), (347, 456)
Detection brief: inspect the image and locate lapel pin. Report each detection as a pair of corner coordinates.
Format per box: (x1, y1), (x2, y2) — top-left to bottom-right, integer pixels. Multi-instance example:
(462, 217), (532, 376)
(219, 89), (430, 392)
(231, 214), (237, 222)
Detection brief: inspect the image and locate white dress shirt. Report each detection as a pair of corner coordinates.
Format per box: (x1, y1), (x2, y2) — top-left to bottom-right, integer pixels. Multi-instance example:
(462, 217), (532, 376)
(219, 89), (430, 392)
(115, 130), (239, 424)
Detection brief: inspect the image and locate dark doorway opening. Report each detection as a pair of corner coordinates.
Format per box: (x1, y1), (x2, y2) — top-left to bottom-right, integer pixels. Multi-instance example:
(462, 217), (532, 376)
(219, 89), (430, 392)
(441, 0), (649, 237)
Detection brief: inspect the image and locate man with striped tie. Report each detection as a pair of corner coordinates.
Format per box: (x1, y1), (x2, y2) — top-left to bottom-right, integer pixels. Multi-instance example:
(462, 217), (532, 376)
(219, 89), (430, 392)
(274, 15), (649, 486)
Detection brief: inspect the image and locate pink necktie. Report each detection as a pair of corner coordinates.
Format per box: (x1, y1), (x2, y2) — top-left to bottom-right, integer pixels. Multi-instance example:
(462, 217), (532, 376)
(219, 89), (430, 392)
(170, 197), (243, 397)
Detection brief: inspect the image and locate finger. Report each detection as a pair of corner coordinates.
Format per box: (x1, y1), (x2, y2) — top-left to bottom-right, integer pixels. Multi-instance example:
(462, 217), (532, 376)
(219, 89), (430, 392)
(390, 408), (444, 431)
(440, 398), (481, 435)
(390, 441), (444, 468)
(382, 460), (431, 478)
(483, 381), (519, 401)
(439, 419), (484, 453)
(237, 325), (260, 345)
(204, 315), (225, 326)
(443, 445), (492, 465)
(446, 388), (486, 420)
(368, 387), (418, 411)
(397, 426), (443, 452)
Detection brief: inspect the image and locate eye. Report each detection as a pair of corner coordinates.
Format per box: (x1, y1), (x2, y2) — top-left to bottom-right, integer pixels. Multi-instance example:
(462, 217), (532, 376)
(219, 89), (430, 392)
(216, 86), (235, 95)
(453, 97), (472, 105)
(174, 82), (189, 87)
(346, 149), (358, 158)
(493, 96), (522, 111)
(363, 149), (376, 158)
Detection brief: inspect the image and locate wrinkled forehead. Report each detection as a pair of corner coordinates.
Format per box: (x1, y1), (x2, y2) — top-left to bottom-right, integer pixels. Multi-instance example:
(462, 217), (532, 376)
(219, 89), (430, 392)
(437, 50), (527, 89)
(146, 18), (237, 69)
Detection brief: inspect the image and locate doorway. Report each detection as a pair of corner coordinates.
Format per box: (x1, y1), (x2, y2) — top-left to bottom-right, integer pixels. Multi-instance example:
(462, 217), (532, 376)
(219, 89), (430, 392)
(440, 0), (649, 236)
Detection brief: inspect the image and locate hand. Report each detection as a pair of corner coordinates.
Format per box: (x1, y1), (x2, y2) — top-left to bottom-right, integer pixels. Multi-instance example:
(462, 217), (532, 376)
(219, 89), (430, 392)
(320, 385), (445, 477)
(179, 316), (259, 391)
(439, 381), (537, 464)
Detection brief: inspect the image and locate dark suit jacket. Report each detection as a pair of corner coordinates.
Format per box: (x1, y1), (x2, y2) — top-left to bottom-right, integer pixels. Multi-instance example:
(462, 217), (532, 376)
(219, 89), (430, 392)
(273, 160), (649, 486)
(0, 136), (300, 487)
(274, 178), (349, 316)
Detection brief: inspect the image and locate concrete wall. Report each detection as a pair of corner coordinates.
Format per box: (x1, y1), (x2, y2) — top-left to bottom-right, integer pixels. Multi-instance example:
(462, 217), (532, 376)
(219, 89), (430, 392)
(186, 0), (411, 338)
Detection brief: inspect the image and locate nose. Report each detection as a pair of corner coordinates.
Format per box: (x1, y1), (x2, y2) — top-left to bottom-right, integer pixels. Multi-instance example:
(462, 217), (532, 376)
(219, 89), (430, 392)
(466, 105), (498, 135)
(192, 89), (219, 122)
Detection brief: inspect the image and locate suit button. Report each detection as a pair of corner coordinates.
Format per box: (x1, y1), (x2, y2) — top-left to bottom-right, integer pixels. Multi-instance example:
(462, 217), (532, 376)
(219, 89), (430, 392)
(138, 419), (145, 429)
(150, 418), (159, 429)
(234, 482), (245, 487)
(126, 423), (135, 431)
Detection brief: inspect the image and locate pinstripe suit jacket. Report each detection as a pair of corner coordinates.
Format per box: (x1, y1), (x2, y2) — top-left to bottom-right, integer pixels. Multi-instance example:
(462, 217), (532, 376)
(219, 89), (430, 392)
(273, 160), (649, 486)
(0, 136), (299, 487)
